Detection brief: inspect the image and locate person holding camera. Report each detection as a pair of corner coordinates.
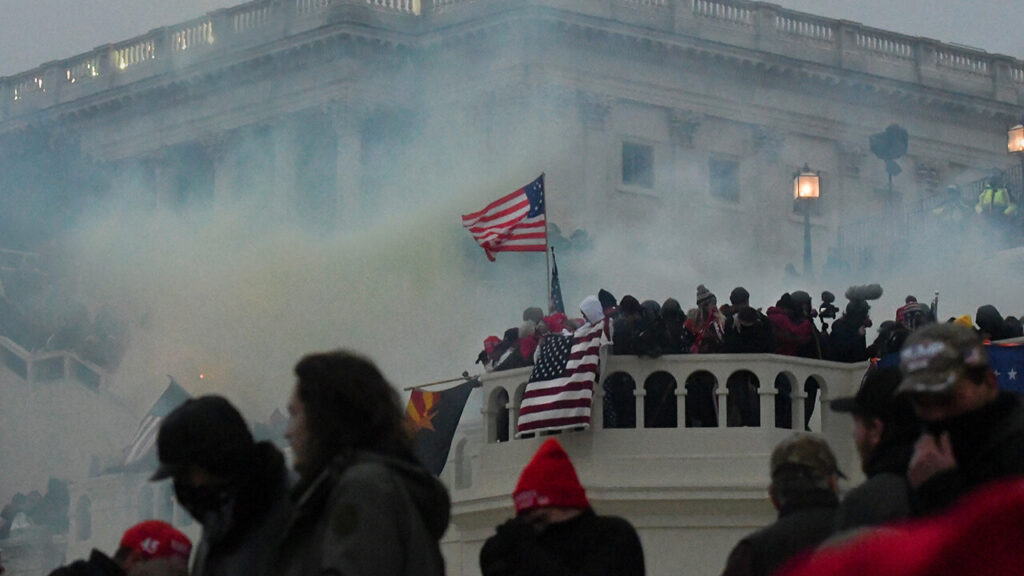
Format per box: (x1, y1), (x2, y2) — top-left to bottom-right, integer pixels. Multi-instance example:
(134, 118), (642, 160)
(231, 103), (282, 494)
(828, 285), (883, 363)
(479, 438), (645, 576)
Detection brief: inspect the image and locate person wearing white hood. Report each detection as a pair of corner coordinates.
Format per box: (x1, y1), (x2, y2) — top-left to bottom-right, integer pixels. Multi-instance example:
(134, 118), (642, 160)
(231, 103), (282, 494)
(579, 295), (605, 327)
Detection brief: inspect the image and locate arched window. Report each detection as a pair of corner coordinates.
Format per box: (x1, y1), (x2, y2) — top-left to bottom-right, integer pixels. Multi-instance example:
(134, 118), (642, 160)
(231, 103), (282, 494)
(603, 373), (636, 429)
(644, 372), (677, 428)
(726, 370), (760, 427)
(454, 438), (472, 489)
(75, 495), (92, 542)
(685, 370), (718, 428)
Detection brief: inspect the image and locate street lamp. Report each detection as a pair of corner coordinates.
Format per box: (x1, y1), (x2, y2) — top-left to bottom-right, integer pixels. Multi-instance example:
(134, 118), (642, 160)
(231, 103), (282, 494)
(1008, 123), (1024, 218)
(793, 164), (821, 278)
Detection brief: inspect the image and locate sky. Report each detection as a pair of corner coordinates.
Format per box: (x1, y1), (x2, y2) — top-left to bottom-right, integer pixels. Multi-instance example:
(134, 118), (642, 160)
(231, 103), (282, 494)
(2, 0), (1024, 77)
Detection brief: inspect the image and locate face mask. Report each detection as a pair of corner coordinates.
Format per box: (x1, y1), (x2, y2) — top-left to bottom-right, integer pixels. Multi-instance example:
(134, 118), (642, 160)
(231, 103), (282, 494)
(174, 481), (234, 528)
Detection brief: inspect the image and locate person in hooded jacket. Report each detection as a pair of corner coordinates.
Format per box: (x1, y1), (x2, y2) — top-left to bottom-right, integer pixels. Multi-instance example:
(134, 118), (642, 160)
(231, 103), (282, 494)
(272, 350), (450, 576)
(975, 304), (1014, 341)
(150, 396), (292, 576)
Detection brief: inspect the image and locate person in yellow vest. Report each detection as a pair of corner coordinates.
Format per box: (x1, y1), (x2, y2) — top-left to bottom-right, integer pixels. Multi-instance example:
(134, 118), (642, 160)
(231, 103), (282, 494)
(975, 182), (1017, 216)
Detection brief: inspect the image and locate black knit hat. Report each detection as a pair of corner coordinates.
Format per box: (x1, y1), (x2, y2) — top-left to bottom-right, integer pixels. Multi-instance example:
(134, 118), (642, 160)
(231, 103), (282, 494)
(696, 284), (716, 308)
(151, 396), (255, 481)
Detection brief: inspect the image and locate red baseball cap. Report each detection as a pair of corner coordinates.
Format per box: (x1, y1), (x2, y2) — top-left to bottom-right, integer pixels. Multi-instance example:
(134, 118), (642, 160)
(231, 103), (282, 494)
(120, 520), (192, 561)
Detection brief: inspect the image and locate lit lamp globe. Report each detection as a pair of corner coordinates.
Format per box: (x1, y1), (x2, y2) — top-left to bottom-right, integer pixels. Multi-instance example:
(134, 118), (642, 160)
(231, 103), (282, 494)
(1008, 123), (1024, 154)
(794, 164), (820, 200)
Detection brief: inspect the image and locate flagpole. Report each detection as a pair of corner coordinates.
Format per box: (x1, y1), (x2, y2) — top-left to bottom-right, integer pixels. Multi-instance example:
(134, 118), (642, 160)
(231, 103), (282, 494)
(403, 372), (481, 392)
(542, 172), (550, 310)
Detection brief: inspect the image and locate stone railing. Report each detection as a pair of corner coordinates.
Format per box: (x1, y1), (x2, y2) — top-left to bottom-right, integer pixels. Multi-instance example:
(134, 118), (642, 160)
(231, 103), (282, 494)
(478, 351), (864, 443)
(2, 0), (1022, 120)
(0, 335), (108, 391)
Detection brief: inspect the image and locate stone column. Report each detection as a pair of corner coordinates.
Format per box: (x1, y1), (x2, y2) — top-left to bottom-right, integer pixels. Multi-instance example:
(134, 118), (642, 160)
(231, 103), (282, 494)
(272, 120), (298, 221)
(668, 108), (701, 205)
(202, 133), (234, 205)
(327, 100), (364, 229)
(578, 92), (612, 228)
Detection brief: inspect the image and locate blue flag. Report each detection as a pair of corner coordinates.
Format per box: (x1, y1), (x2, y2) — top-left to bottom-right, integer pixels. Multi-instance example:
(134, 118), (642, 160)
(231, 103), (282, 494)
(989, 343), (1024, 394)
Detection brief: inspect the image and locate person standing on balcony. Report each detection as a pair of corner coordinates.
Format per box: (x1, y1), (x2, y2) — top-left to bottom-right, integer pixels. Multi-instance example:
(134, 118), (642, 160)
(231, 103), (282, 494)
(720, 434), (841, 576)
(830, 366), (919, 531)
(898, 323), (1024, 516)
(722, 286), (773, 427)
(479, 438), (645, 576)
(272, 350), (450, 576)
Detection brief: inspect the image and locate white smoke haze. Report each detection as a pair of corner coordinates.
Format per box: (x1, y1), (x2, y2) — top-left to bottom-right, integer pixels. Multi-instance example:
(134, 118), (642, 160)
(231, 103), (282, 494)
(3, 0), (1024, 512)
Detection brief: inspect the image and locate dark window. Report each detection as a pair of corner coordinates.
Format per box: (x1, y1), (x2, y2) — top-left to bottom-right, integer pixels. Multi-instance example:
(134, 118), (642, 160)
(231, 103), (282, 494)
(709, 157), (740, 203)
(622, 142), (654, 189)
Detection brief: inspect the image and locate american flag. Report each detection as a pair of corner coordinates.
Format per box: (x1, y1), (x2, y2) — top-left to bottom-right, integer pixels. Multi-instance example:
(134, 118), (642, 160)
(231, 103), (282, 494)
(123, 377), (190, 467)
(517, 322), (606, 436)
(461, 175), (546, 261)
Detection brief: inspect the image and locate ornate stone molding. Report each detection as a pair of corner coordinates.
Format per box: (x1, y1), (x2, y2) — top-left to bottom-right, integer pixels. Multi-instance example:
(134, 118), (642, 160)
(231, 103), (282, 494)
(578, 92), (612, 131)
(914, 160), (941, 190)
(668, 109), (701, 148)
(837, 143), (867, 178)
(751, 124), (784, 157)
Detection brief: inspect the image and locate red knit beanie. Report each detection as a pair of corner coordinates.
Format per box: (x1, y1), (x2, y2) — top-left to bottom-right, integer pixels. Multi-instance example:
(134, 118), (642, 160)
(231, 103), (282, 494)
(513, 438), (590, 514)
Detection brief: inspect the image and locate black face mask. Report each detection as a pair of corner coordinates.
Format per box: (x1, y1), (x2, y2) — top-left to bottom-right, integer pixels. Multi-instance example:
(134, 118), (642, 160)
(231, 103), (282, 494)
(174, 481), (234, 528)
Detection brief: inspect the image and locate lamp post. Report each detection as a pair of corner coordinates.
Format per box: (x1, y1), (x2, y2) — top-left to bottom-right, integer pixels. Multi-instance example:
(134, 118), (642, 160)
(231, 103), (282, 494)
(793, 164), (821, 278)
(1008, 123), (1024, 229)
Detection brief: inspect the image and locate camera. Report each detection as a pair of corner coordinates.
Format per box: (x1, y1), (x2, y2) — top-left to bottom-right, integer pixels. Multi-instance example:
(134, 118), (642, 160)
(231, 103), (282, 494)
(818, 291), (839, 320)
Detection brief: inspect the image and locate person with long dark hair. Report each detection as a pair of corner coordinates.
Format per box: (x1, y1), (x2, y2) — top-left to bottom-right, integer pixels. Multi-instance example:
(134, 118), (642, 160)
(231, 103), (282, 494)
(272, 350), (450, 576)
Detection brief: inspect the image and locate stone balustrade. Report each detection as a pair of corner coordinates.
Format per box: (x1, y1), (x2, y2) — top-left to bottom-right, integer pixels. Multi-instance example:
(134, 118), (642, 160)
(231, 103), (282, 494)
(2, 0), (1023, 123)
(478, 351), (865, 443)
(0, 335), (107, 391)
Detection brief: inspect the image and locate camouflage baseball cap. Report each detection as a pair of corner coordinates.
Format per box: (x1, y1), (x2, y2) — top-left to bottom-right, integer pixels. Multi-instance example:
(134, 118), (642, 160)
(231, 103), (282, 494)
(770, 434), (844, 479)
(898, 323), (988, 395)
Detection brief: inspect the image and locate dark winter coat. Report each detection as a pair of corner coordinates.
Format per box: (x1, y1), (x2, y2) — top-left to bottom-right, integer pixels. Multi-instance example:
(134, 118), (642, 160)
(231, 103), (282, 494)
(827, 316), (868, 363)
(722, 310), (773, 354)
(47, 550), (124, 576)
(721, 490), (838, 576)
(191, 442), (292, 576)
(834, 441), (914, 531)
(913, 393), (1024, 516)
(272, 451), (450, 576)
(479, 508), (645, 576)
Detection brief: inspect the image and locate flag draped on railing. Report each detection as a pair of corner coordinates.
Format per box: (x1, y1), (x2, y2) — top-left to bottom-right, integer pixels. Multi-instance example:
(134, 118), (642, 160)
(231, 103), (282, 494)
(123, 377), (190, 468)
(404, 379), (478, 476)
(517, 322), (606, 436)
(461, 175), (546, 261)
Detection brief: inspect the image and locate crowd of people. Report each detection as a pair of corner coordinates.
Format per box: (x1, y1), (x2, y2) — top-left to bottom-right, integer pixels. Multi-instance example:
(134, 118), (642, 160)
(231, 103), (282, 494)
(476, 283), (1023, 429)
(19, 287), (1024, 576)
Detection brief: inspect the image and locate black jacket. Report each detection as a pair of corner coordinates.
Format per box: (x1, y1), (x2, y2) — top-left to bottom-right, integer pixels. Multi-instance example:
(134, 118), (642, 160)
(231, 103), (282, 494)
(192, 442), (292, 576)
(834, 441), (913, 531)
(48, 550), (124, 576)
(721, 489), (838, 576)
(480, 509), (645, 576)
(913, 393), (1024, 516)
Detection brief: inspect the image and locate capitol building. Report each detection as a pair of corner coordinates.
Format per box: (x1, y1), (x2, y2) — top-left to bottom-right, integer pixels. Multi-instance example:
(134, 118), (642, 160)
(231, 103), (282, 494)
(1, 1), (1023, 575)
